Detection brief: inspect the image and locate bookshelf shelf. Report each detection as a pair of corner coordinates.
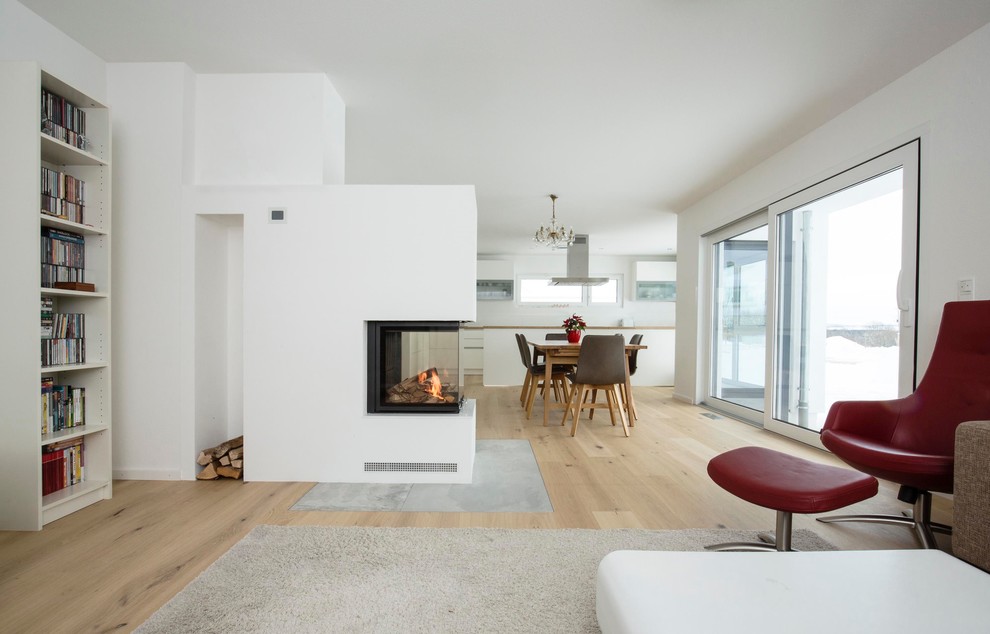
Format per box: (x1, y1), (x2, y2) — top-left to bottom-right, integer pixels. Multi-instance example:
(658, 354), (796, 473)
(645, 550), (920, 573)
(40, 288), (109, 299)
(0, 62), (112, 531)
(41, 423), (109, 447)
(40, 132), (107, 167)
(41, 479), (111, 520)
(40, 361), (110, 374)
(40, 214), (108, 237)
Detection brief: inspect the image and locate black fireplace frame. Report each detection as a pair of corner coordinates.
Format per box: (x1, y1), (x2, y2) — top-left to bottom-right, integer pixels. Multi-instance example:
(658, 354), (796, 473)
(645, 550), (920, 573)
(367, 320), (462, 414)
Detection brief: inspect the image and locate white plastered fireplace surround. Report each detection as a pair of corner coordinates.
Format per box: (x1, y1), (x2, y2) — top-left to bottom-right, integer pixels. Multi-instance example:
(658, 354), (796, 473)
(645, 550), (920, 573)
(189, 185), (478, 484)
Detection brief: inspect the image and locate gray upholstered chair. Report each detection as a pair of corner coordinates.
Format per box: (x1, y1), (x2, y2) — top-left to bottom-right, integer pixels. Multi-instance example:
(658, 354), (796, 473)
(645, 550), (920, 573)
(515, 333), (568, 418)
(620, 333), (643, 421)
(561, 334), (630, 437)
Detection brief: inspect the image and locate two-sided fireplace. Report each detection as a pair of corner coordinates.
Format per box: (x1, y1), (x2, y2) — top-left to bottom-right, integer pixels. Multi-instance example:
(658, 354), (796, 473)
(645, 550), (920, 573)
(367, 321), (462, 414)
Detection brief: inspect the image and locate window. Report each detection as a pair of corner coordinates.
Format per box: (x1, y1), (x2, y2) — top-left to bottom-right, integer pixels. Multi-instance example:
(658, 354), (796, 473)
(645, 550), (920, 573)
(518, 278), (582, 304)
(517, 276), (622, 305)
(590, 277), (622, 305)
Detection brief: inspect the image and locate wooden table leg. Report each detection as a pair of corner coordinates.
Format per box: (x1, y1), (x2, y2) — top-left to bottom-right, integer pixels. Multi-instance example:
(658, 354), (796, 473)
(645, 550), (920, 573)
(624, 355), (637, 426)
(543, 355), (554, 427)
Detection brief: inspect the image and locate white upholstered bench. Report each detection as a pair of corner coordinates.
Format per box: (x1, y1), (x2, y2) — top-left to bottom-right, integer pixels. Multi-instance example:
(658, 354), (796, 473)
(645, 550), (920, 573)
(595, 549), (990, 633)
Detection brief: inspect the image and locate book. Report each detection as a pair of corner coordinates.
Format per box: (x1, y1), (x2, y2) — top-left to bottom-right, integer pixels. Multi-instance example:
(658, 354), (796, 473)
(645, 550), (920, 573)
(41, 227), (86, 288)
(41, 89), (88, 151)
(40, 377), (84, 435)
(40, 167), (85, 224)
(41, 297), (54, 337)
(41, 437), (85, 495)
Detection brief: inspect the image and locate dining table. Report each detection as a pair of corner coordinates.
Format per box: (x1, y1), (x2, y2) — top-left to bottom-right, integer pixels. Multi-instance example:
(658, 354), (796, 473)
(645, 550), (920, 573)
(528, 338), (647, 428)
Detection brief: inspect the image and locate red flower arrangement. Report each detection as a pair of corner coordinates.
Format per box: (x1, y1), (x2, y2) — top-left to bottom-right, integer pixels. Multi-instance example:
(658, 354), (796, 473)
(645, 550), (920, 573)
(562, 313), (587, 332)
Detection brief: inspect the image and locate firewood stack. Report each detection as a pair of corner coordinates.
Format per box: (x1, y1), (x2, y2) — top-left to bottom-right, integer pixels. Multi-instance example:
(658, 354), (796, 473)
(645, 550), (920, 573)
(196, 435), (244, 480)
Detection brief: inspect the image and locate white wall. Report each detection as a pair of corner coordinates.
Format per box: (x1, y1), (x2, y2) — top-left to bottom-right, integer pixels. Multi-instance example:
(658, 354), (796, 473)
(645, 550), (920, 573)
(323, 78), (346, 185)
(195, 73), (344, 185)
(185, 185), (478, 482)
(0, 0), (106, 103)
(106, 63), (196, 479)
(675, 23), (990, 403)
(475, 254), (677, 327)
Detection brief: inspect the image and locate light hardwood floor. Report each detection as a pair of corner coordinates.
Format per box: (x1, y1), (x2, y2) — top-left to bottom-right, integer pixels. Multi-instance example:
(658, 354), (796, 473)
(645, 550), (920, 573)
(0, 382), (952, 633)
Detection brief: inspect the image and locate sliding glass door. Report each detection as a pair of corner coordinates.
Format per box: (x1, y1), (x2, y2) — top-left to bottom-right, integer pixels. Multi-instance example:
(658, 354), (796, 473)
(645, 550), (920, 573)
(703, 141), (919, 445)
(707, 219), (768, 422)
(765, 141), (919, 444)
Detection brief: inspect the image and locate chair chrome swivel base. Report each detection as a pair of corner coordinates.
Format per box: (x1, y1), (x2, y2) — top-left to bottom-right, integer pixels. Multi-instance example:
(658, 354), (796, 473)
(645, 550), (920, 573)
(816, 487), (951, 549)
(706, 510), (797, 552)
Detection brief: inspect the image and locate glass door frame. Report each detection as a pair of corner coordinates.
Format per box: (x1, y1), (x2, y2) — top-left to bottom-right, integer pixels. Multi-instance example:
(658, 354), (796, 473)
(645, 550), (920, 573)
(702, 211), (770, 425)
(763, 140), (920, 446)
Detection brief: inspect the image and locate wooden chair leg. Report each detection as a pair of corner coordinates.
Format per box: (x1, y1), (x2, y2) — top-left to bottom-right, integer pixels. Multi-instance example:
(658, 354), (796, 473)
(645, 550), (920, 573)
(570, 385), (589, 436)
(605, 387), (619, 426)
(520, 372), (532, 405)
(588, 388), (598, 420)
(616, 386), (630, 437)
(525, 375), (540, 420)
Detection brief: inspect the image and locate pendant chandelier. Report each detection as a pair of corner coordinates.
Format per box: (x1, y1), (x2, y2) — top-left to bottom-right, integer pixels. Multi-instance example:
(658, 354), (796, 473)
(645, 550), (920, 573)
(533, 194), (575, 249)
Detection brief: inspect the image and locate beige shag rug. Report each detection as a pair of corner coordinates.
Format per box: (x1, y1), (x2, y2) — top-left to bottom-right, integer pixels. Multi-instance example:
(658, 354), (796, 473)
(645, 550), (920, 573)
(136, 525), (833, 633)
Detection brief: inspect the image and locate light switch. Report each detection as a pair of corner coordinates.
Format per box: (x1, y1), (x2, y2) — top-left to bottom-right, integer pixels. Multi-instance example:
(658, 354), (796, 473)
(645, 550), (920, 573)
(958, 278), (975, 301)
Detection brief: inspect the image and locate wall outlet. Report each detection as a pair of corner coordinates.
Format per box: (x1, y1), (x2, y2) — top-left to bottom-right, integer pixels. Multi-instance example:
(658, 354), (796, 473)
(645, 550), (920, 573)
(958, 277), (975, 301)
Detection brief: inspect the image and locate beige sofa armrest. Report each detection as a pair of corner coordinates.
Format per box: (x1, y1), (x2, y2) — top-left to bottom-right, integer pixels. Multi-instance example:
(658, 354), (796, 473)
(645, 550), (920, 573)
(954, 420), (990, 572)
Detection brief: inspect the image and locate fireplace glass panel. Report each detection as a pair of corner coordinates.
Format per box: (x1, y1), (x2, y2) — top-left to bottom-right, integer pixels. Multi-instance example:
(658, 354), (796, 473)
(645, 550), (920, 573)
(368, 321), (461, 413)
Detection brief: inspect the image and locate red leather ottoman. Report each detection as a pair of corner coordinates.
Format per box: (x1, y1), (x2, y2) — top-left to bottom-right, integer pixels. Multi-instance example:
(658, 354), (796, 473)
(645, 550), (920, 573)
(707, 446), (879, 551)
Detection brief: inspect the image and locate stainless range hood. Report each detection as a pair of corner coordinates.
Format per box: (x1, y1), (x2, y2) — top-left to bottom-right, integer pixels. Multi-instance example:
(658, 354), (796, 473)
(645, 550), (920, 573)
(550, 234), (608, 286)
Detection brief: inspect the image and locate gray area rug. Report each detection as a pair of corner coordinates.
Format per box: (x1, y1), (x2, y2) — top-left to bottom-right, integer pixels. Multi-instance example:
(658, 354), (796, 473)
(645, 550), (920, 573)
(291, 439), (553, 512)
(135, 524), (834, 633)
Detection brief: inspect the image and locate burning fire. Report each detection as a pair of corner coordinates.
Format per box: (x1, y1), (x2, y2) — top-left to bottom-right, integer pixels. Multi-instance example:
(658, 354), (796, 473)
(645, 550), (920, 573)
(419, 369), (445, 399)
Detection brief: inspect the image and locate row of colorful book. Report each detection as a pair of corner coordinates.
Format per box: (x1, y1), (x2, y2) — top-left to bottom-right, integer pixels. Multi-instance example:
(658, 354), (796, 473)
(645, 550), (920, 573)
(41, 166), (86, 224)
(41, 297), (84, 338)
(42, 437), (84, 496)
(41, 298), (86, 367)
(42, 337), (85, 367)
(41, 227), (86, 288)
(41, 376), (85, 436)
(41, 88), (88, 151)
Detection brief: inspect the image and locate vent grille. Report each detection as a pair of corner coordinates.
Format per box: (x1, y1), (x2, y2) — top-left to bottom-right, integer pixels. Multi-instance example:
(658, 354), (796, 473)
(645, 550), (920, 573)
(364, 462), (458, 473)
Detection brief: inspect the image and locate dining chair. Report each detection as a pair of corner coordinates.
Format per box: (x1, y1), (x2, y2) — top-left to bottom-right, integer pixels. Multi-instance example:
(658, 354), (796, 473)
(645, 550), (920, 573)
(586, 333), (642, 423)
(620, 333), (643, 421)
(515, 333), (569, 418)
(537, 332), (568, 364)
(561, 334), (630, 437)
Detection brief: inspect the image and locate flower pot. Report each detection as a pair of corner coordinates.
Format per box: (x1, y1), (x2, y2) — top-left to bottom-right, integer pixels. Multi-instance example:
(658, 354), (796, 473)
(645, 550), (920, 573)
(567, 330), (581, 343)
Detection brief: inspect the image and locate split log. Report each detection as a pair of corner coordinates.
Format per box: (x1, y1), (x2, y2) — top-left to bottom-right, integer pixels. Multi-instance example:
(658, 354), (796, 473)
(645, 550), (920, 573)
(211, 435), (244, 459)
(216, 465), (242, 479)
(197, 436), (245, 480)
(386, 368), (457, 404)
(196, 462), (219, 480)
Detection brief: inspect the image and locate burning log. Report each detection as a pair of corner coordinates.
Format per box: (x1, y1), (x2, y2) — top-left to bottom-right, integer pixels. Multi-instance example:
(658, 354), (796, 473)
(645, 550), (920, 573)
(196, 436), (244, 480)
(386, 367), (457, 404)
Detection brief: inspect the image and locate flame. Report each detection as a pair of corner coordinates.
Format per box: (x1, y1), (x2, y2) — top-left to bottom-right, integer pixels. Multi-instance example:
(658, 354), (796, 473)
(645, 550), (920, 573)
(416, 369), (443, 399)
(424, 370), (444, 399)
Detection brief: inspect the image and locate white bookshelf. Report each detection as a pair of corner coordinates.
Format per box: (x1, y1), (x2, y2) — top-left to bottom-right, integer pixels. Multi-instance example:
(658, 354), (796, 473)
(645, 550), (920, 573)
(0, 62), (112, 530)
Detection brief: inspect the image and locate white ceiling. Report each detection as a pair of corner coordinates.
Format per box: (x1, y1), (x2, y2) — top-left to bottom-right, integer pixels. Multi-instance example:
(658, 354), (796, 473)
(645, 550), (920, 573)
(18, 0), (990, 256)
